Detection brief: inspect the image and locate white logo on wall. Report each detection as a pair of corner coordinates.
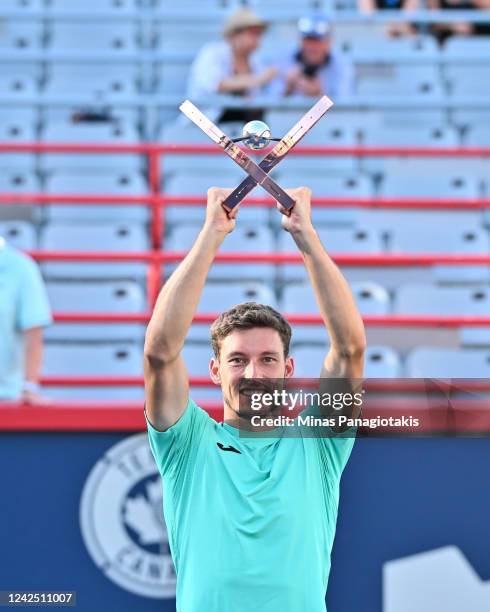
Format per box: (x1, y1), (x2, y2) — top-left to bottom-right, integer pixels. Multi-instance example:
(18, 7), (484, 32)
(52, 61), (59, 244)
(80, 433), (175, 599)
(384, 546), (490, 611)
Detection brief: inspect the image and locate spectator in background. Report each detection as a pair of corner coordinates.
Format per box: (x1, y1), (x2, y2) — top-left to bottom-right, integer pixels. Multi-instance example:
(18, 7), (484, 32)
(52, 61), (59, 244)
(358, 0), (419, 37)
(186, 7), (278, 123)
(0, 236), (52, 404)
(428, 0), (490, 45)
(277, 14), (354, 99)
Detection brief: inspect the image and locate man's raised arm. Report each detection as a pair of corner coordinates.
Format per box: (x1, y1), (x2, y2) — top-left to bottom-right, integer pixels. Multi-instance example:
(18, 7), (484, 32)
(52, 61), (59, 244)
(143, 187), (237, 431)
(278, 187), (366, 415)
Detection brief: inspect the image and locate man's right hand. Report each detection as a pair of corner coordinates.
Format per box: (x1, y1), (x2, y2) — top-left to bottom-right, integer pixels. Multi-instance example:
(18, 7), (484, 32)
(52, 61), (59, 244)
(203, 187), (239, 236)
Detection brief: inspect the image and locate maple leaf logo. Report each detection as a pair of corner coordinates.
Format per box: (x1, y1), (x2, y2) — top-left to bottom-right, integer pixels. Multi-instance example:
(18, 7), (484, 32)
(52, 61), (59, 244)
(122, 478), (166, 545)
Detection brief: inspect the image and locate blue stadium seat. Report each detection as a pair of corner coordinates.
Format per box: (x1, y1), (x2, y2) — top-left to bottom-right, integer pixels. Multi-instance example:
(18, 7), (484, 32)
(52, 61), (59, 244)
(442, 35), (490, 58)
(182, 343), (214, 377)
(278, 224), (383, 281)
(380, 172), (479, 199)
(0, 170), (40, 222)
(198, 281), (277, 313)
(45, 63), (140, 102)
(405, 347), (490, 378)
(43, 342), (143, 376)
(356, 66), (444, 100)
(164, 223), (275, 281)
(465, 126), (490, 147)
(44, 280), (147, 342)
(291, 345), (402, 378)
(40, 221), (149, 280)
(163, 170), (269, 225)
(44, 169), (149, 222)
(48, 21), (139, 55)
(2, 0), (44, 10)
(0, 116), (36, 171)
(0, 74), (38, 99)
(46, 0), (138, 12)
(40, 120), (141, 171)
(156, 61), (192, 95)
(388, 221), (487, 255)
(0, 20), (43, 53)
(394, 284), (490, 315)
(0, 221), (36, 250)
(274, 173), (373, 226)
(361, 125), (460, 176)
(342, 35), (439, 60)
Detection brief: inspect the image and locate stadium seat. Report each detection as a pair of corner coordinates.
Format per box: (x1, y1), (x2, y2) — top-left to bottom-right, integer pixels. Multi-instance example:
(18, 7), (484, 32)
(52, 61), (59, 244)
(388, 222), (487, 255)
(274, 173), (373, 226)
(0, 74), (38, 99)
(44, 280), (147, 342)
(0, 20), (43, 53)
(379, 172), (479, 199)
(40, 221), (149, 280)
(185, 281), (278, 341)
(291, 345), (402, 378)
(465, 126), (490, 147)
(44, 169), (149, 222)
(405, 347), (490, 378)
(278, 224), (383, 281)
(198, 281), (278, 313)
(46, 0), (138, 12)
(361, 125), (460, 176)
(156, 61), (192, 95)
(48, 22), (139, 54)
(45, 63), (140, 102)
(394, 284), (490, 315)
(43, 342), (143, 376)
(2, 0), (44, 10)
(341, 35), (439, 59)
(163, 170), (269, 225)
(0, 170), (40, 222)
(182, 343), (214, 377)
(0, 221), (36, 250)
(356, 69), (444, 101)
(0, 113), (36, 172)
(282, 280), (390, 315)
(164, 223), (275, 281)
(40, 120), (141, 171)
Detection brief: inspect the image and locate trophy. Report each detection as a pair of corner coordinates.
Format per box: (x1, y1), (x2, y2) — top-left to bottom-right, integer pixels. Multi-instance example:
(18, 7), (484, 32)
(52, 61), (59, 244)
(179, 95), (334, 212)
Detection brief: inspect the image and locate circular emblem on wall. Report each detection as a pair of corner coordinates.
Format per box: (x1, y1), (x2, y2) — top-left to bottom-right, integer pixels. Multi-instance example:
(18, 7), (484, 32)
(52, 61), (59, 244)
(80, 433), (175, 598)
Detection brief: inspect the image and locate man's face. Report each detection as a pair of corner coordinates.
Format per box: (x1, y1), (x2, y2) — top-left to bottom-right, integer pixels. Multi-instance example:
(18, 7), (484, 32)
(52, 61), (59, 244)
(230, 26), (264, 54)
(301, 36), (331, 66)
(210, 327), (294, 419)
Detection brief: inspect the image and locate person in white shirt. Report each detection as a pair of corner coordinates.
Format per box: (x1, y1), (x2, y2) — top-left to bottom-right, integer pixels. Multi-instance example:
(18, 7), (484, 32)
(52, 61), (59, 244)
(186, 7), (278, 123)
(277, 14), (354, 100)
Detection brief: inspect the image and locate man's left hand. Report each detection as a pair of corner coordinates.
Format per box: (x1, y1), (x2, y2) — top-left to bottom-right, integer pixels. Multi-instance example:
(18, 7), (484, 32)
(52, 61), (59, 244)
(277, 187), (314, 236)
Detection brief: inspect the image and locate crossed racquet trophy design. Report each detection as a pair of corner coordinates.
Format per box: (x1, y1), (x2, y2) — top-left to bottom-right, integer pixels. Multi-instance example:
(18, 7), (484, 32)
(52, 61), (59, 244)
(179, 95), (334, 213)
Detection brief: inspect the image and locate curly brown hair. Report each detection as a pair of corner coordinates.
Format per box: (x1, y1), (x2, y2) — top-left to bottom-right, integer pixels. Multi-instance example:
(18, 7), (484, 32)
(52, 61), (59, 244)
(210, 302), (292, 359)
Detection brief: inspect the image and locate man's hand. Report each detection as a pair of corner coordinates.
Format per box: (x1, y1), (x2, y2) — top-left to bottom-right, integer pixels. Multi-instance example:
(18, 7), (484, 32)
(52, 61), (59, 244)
(203, 187), (239, 237)
(277, 187), (314, 236)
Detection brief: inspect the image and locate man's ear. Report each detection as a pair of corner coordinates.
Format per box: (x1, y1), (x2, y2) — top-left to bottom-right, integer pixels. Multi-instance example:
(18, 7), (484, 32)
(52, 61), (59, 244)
(285, 356), (294, 378)
(210, 358), (221, 385)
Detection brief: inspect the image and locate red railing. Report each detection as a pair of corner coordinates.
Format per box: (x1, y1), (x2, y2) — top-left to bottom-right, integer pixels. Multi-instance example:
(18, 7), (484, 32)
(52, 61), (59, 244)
(1, 142), (490, 427)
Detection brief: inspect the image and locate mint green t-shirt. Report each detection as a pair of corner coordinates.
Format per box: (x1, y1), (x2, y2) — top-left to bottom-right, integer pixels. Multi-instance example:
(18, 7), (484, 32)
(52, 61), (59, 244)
(146, 398), (355, 612)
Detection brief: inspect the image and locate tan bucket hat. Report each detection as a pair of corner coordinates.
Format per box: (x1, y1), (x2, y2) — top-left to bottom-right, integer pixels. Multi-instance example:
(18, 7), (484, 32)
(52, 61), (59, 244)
(223, 8), (268, 37)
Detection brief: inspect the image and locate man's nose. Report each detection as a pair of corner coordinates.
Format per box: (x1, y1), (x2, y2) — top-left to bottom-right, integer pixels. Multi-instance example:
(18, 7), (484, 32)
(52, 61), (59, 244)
(244, 361), (262, 379)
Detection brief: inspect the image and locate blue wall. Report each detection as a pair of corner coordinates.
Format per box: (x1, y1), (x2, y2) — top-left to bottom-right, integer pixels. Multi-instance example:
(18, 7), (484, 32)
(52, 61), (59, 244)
(1, 434), (488, 611)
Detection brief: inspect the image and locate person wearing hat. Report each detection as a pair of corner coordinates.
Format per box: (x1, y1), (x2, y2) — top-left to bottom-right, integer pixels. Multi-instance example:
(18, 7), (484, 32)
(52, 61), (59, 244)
(279, 14), (353, 99)
(186, 8), (278, 123)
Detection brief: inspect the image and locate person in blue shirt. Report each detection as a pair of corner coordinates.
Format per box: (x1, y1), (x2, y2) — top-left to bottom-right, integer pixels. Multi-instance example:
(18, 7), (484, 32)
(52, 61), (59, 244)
(275, 14), (354, 100)
(0, 236), (52, 403)
(143, 187), (366, 611)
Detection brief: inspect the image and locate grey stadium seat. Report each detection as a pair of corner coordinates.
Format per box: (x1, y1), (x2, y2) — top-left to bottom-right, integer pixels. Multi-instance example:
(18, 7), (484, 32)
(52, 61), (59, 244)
(405, 347), (490, 378)
(40, 222), (149, 280)
(45, 0), (138, 11)
(0, 20), (43, 53)
(44, 170), (149, 222)
(0, 116), (37, 172)
(380, 173), (479, 199)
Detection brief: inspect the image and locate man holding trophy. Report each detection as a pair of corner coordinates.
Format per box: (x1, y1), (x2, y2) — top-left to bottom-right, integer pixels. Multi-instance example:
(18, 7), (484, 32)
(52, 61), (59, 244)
(143, 97), (366, 611)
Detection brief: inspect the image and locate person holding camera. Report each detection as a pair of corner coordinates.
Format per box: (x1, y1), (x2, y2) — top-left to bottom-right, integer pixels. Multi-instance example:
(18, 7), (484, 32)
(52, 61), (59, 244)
(280, 14), (354, 99)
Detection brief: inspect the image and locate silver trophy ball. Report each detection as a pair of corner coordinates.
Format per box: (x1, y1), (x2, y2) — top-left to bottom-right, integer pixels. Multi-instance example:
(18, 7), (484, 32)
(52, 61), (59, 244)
(242, 120), (272, 150)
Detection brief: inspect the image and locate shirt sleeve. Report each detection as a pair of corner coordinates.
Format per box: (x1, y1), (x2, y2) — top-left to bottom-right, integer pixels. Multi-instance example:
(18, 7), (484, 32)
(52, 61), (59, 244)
(145, 397), (212, 478)
(16, 255), (53, 331)
(187, 42), (229, 98)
